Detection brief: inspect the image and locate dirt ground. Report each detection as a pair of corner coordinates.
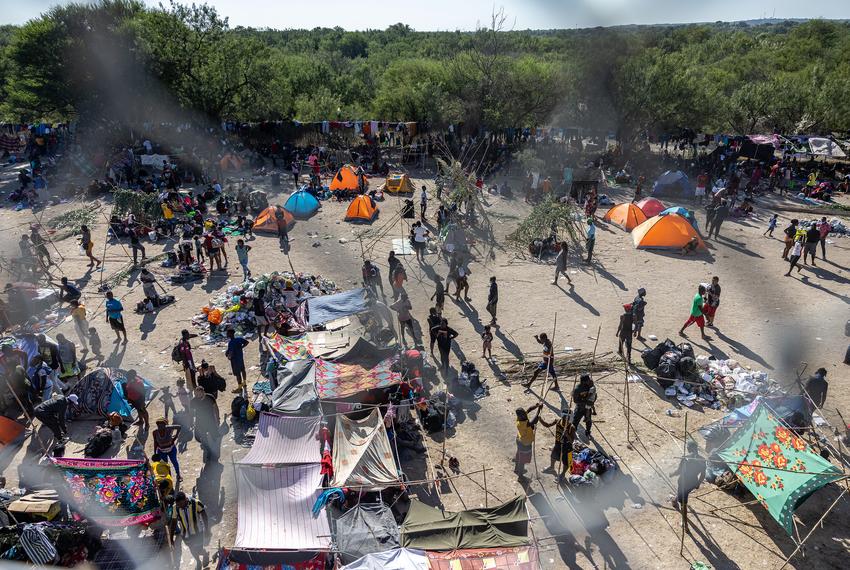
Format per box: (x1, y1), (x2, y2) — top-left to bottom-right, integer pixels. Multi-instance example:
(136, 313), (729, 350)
(0, 158), (848, 570)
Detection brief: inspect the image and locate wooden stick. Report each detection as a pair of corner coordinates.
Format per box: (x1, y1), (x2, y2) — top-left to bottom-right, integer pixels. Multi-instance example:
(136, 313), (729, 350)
(679, 411), (688, 556)
(778, 488), (847, 570)
(591, 324), (601, 365)
(483, 463), (488, 508)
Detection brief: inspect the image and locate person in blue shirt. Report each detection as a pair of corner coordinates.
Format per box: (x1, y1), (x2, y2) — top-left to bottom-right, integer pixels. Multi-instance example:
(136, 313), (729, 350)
(585, 218), (596, 263)
(225, 329), (249, 393)
(105, 291), (128, 343)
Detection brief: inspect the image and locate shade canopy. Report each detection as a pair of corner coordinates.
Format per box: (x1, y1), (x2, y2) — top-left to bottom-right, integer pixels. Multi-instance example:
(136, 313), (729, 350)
(717, 403), (843, 536)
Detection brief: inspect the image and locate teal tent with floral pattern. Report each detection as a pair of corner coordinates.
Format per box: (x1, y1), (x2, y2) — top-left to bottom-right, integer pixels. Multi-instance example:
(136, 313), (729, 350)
(717, 402), (843, 536)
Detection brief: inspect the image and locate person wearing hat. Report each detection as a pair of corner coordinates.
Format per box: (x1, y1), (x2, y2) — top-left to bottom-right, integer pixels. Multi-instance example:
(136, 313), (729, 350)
(616, 303), (634, 364)
(540, 408), (577, 480)
(571, 374), (597, 437)
(153, 417), (183, 482)
(33, 393), (78, 442)
(670, 439), (706, 533)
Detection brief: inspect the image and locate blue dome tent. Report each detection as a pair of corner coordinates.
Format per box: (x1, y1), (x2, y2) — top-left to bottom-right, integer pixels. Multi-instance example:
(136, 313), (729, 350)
(284, 189), (320, 219)
(652, 170), (690, 199)
(659, 206), (699, 231)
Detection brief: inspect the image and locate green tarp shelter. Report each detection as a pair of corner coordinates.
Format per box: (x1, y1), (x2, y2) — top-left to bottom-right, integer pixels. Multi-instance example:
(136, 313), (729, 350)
(400, 497), (529, 551)
(717, 402), (843, 536)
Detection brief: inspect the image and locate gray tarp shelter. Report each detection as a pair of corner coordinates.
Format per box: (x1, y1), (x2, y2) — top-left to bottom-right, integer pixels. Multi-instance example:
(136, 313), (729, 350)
(333, 503), (400, 564)
(271, 359), (319, 413)
(400, 497), (529, 551)
(307, 288), (368, 327)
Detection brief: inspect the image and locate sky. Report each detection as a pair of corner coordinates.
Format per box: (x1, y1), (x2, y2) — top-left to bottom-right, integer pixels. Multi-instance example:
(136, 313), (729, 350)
(4, 0), (848, 30)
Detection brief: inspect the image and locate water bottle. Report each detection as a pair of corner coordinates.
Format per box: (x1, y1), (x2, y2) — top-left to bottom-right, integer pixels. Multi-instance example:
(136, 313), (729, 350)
(666, 409), (681, 417)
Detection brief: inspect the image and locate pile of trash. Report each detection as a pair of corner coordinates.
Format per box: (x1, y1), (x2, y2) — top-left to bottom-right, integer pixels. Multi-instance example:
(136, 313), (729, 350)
(192, 271), (338, 342)
(642, 339), (783, 410)
(802, 218), (849, 236)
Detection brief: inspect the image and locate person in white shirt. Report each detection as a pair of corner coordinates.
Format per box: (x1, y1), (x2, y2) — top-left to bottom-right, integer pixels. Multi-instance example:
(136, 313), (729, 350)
(142, 139), (153, 154)
(412, 222), (429, 262)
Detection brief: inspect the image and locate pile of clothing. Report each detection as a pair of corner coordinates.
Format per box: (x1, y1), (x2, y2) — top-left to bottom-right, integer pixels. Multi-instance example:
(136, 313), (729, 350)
(0, 521), (101, 565)
(568, 443), (618, 487)
(192, 271), (338, 342)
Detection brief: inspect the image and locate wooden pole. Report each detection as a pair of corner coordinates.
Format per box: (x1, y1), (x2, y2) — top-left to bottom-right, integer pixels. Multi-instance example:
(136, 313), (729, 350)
(483, 463), (488, 507)
(591, 324), (602, 365)
(679, 411), (689, 556)
(624, 359), (632, 444)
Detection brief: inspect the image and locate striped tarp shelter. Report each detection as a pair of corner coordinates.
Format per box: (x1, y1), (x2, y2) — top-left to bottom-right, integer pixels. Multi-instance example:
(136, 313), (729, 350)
(239, 413), (321, 465)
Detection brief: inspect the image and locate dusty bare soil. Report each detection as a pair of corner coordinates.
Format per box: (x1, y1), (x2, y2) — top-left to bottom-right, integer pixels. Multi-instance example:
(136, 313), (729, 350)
(0, 159), (848, 570)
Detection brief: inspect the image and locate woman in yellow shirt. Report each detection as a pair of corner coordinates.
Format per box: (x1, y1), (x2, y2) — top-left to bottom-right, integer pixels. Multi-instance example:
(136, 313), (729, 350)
(514, 403), (543, 476)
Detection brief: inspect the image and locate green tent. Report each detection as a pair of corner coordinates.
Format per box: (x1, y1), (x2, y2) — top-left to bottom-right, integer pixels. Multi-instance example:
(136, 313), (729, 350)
(400, 497), (529, 551)
(717, 402), (843, 536)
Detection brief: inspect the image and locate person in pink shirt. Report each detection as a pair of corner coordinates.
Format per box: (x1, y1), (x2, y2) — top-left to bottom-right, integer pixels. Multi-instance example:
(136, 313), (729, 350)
(817, 217), (831, 260)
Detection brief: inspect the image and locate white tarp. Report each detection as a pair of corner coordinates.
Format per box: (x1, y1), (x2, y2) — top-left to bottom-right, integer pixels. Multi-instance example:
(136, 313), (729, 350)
(808, 138), (846, 158)
(331, 408), (399, 490)
(341, 548), (429, 570)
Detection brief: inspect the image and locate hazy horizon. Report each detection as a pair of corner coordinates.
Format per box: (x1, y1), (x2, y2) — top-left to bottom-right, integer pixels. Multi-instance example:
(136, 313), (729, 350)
(4, 0), (849, 31)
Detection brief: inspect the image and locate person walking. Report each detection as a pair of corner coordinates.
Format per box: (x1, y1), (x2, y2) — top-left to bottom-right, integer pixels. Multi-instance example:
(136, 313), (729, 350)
(764, 214), (778, 237)
(486, 276), (498, 325)
(540, 408), (576, 480)
(804, 367), (828, 410)
(584, 219), (596, 263)
(168, 491), (209, 569)
(709, 200), (729, 239)
(235, 239), (251, 281)
(225, 329), (249, 394)
(419, 185), (428, 221)
(785, 239), (804, 276)
(432, 318), (458, 375)
(80, 225), (102, 268)
(514, 404), (543, 476)
(391, 293), (416, 346)
(616, 304), (634, 364)
(105, 291), (128, 343)
(190, 387), (220, 463)
(703, 276), (721, 327)
(571, 374), (596, 438)
(153, 418), (182, 482)
(678, 285), (707, 340)
(552, 242), (572, 285)
(631, 288), (647, 341)
(30, 227), (52, 267)
(803, 222), (820, 267)
(69, 301), (89, 351)
(361, 260), (384, 297)
(670, 440), (706, 534)
(781, 219), (799, 260)
(430, 278), (445, 314)
(176, 329), (199, 389)
(123, 369), (149, 430)
(427, 308), (442, 356)
(253, 289), (269, 336)
(817, 217), (831, 260)
(481, 325), (493, 359)
(129, 232), (146, 266)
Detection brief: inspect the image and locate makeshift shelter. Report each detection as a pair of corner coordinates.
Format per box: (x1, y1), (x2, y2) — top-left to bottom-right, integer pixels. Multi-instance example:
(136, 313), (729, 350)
(632, 214), (705, 250)
(659, 206), (699, 231)
(331, 409), (399, 490)
(315, 356), (401, 400)
(400, 497), (529, 551)
(331, 165), (367, 192)
(808, 137), (846, 158)
(334, 503), (401, 564)
(218, 549), (327, 570)
(652, 170), (690, 198)
(602, 203), (648, 231)
(52, 458), (160, 527)
(284, 190), (320, 219)
(240, 414), (321, 465)
(220, 153), (244, 171)
(344, 196), (378, 223)
(426, 546), (540, 570)
(307, 288), (369, 327)
(341, 548), (428, 570)
(635, 197), (666, 217)
(234, 463), (331, 550)
(68, 368), (154, 420)
(740, 139), (776, 162)
(253, 206), (294, 234)
(717, 402), (843, 536)
(270, 359), (319, 414)
(378, 173), (415, 194)
(267, 332), (394, 368)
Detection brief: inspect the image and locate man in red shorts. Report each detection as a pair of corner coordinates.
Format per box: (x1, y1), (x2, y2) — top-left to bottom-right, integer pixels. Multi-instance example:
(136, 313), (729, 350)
(679, 285), (707, 340)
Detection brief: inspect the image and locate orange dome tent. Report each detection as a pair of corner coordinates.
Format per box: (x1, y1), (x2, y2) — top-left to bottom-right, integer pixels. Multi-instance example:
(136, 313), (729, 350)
(253, 205), (293, 234)
(635, 197), (666, 217)
(632, 214), (705, 250)
(345, 195), (378, 223)
(330, 164), (367, 192)
(603, 203), (648, 231)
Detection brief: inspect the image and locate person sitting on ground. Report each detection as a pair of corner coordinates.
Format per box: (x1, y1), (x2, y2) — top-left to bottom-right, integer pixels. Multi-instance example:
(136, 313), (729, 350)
(57, 277), (81, 306)
(681, 237), (699, 256)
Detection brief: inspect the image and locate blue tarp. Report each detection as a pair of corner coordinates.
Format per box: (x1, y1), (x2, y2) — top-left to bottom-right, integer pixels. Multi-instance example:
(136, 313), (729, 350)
(285, 190), (320, 219)
(307, 288), (369, 326)
(659, 206), (699, 230)
(652, 170), (690, 198)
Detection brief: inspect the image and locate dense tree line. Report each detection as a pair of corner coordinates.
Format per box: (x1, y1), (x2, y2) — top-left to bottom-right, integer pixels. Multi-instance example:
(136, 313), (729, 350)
(2, 1), (850, 142)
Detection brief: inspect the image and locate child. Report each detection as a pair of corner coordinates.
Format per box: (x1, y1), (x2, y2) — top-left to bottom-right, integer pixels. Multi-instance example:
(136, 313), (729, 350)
(481, 325), (493, 359)
(764, 214), (778, 237)
(159, 386), (177, 420)
(175, 378), (191, 409)
(88, 327), (102, 361)
(193, 235), (205, 264)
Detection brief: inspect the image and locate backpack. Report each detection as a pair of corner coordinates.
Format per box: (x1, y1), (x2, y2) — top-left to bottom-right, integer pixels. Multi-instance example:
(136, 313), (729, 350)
(210, 237), (223, 249)
(231, 395), (246, 417)
(171, 344), (183, 363)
